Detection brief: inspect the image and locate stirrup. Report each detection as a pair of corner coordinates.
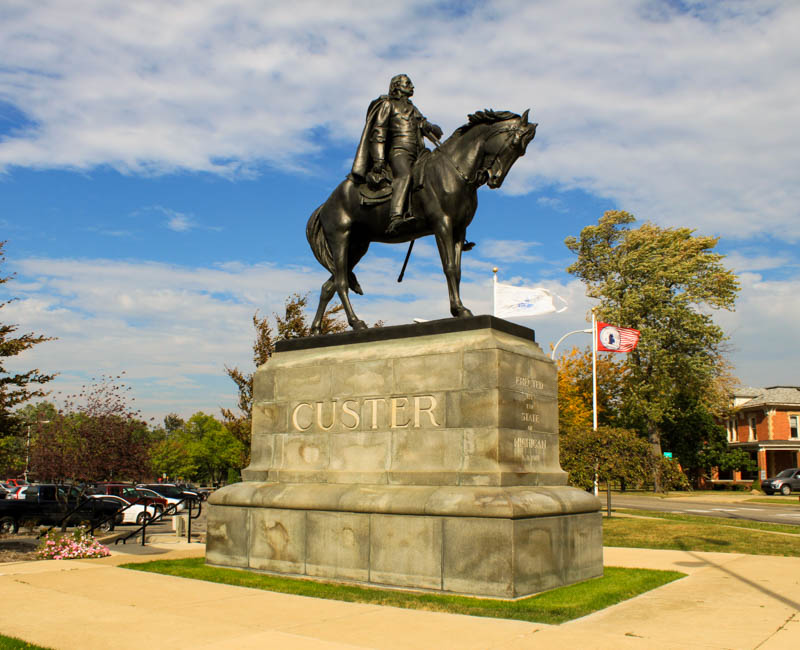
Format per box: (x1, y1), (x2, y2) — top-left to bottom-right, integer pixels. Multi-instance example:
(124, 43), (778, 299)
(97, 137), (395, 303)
(387, 214), (414, 234)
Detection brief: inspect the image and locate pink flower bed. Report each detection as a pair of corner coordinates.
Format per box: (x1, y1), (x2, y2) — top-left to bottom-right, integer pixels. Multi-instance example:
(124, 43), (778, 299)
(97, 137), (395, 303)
(37, 528), (111, 560)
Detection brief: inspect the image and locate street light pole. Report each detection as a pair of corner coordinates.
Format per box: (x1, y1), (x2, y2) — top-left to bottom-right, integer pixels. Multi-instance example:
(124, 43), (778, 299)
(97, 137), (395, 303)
(24, 424), (31, 483)
(550, 329), (592, 361)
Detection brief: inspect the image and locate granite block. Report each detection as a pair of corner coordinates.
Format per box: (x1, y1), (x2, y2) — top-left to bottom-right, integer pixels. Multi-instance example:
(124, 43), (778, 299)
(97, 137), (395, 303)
(369, 514), (442, 590)
(249, 508), (306, 574)
(306, 511), (370, 581)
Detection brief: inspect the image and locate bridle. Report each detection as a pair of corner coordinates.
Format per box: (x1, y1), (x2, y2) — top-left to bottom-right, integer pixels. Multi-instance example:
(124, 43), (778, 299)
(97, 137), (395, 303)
(433, 121), (526, 187)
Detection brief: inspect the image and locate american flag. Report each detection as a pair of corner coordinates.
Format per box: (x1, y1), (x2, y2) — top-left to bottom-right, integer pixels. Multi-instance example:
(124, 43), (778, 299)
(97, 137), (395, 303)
(597, 322), (640, 352)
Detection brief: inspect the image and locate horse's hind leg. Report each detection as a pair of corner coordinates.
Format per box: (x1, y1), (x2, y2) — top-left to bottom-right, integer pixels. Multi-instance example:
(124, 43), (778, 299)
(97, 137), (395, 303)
(310, 276), (336, 335)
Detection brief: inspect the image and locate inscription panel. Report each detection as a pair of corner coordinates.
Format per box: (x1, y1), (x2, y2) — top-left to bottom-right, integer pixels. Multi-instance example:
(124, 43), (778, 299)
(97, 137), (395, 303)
(498, 388), (557, 433)
(498, 430), (559, 471)
(497, 350), (556, 397)
(289, 393), (444, 434)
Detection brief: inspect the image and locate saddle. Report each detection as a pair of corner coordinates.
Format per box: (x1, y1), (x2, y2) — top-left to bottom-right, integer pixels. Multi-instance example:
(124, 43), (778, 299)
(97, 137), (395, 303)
(352, 149), (432, 207)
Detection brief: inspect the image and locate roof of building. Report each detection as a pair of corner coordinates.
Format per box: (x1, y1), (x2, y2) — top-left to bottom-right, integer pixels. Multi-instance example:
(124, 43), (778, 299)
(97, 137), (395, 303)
(735, 386), (800, 409)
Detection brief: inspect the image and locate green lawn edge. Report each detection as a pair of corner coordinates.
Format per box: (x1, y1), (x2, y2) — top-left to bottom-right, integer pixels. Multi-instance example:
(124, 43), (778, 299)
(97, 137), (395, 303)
(614, 508), (800, 535)
(605, 511), (800, 556)
(121, 558), (683, 625)
(0, 634), (51, 650)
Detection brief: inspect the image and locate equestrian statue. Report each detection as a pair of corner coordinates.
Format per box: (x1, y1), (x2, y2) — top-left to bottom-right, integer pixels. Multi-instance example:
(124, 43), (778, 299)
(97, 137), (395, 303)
(306, 74), (537, 334)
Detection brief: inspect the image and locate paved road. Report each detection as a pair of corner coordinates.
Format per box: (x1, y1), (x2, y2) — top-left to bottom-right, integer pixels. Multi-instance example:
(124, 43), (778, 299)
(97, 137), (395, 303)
(611, 494), (800, 527)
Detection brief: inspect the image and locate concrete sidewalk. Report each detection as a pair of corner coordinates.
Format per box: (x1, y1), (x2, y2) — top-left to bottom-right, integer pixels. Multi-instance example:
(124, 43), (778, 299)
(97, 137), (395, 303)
(0, 539), (798, 649)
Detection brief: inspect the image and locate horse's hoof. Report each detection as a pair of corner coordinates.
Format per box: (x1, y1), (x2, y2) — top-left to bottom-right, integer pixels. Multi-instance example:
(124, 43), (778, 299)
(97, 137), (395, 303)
(351, 320), (368, 331)
(453, 308), (474, 318)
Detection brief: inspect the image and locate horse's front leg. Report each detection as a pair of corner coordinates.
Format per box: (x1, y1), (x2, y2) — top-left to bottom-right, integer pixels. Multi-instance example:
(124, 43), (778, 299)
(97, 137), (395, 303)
(329, 231), (367, 331)
(434, 219), (473, 319)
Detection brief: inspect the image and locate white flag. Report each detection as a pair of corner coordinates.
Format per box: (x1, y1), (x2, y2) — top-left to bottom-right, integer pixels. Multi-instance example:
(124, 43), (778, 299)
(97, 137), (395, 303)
(493, 281), (567, 318)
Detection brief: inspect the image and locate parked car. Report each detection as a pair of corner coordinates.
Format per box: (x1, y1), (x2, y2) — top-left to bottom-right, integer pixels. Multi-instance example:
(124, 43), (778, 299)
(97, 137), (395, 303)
(135, 485), (189, 512)
(196, 487), (215, 500)
(0, 484), (119, 534)
(136, 484), (199, 509)
(3, 479), (29, 488)
(88, 494), (154, 525)
(761, 468), (800, 495)
(174, 483), (204, 500)
(89, 483), (168, 516)
(6, 486), (29, 500)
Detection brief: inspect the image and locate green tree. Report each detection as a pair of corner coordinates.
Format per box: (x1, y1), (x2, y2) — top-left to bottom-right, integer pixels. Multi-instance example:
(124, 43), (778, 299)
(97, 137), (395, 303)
(184, 412), (244, 485)
(163, 413), (185, 434)
(221, 293), (347, 464)
(149, 435), (197, 480)
(0, 241), (55, 468)
(660, 396), (754, 487)
(560, 425), (657, 512)
(565, 211), (739, 489)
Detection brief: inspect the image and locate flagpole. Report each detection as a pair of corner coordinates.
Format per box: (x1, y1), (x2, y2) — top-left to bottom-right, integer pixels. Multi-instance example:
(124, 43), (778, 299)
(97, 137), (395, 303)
(592, 309), (598, 431)
(492, 267), (498, 316)
(592, 309), (599, 498)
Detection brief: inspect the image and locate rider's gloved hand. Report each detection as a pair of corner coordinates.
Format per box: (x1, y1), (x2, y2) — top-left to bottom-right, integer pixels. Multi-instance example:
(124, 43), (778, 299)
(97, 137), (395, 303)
(429, 124), (444, 140)
(372, 160), (386, 175)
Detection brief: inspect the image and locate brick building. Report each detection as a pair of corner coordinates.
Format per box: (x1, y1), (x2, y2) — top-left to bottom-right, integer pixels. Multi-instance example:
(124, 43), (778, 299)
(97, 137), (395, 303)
(721, 386), (800, 483)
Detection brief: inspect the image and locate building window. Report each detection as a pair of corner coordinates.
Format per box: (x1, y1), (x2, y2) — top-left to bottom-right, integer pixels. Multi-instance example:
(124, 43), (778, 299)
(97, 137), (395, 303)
(791, 415), (799, 439)
(749, 416), (757, 441)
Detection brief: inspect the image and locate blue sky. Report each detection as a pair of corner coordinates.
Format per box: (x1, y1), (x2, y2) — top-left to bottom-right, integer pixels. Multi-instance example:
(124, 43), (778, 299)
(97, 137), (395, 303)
(2, 0), (799, 421)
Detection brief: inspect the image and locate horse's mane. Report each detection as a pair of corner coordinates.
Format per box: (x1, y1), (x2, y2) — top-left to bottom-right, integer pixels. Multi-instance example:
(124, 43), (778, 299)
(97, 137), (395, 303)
(453, 109), (519, 137)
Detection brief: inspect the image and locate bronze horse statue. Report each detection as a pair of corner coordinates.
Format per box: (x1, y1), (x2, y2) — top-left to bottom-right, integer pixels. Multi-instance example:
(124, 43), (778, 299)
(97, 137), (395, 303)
(306, 109), (537, 333)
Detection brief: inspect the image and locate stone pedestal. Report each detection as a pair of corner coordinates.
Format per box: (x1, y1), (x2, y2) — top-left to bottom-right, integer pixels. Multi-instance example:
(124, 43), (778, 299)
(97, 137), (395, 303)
(207, 316), (602, 598)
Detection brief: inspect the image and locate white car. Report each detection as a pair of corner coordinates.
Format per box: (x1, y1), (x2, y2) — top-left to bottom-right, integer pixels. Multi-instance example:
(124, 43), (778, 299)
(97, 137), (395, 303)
(88, 494), (157, 525)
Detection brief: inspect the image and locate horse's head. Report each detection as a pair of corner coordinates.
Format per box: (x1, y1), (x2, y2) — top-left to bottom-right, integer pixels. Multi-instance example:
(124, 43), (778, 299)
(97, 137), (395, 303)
(481, 109), (537, 189)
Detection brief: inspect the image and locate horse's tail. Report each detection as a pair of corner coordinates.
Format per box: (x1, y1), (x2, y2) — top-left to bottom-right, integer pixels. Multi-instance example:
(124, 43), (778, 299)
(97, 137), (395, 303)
(306, 202), (364, 296)
(306, 205), (335, 274)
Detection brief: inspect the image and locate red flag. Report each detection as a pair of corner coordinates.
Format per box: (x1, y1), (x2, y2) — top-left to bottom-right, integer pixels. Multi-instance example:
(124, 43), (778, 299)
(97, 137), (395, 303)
(597, 322), (640, 352)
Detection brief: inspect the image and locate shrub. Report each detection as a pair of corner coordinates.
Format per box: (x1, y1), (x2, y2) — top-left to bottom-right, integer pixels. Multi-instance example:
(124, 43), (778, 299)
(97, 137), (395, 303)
(659, 457), (691, 491)
(37, 527), (111, 560)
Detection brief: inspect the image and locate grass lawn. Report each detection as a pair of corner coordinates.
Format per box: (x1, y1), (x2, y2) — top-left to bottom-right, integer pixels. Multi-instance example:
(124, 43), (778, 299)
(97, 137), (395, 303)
(0, 634), (50, 650)
(607, 510), (800, 556)
(123, 558), (683, 625)
(745, 497), (800, 506)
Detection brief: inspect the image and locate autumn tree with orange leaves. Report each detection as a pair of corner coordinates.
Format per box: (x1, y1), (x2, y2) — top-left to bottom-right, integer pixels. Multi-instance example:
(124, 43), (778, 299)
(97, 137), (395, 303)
(556, 345), (625, 434)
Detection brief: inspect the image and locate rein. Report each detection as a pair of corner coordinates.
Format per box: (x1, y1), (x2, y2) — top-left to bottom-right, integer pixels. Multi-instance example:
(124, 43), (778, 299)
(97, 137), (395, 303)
(434, 123), (519, 187)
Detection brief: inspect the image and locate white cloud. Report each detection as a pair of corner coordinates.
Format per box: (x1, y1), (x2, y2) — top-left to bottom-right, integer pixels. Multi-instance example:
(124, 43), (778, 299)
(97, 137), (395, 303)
(722, 251), (793, 274)
(166, 213), (192, 232)
(4, 246), (798, 420)
(536, 196), (568, 213)
(0, 1), (797, 240)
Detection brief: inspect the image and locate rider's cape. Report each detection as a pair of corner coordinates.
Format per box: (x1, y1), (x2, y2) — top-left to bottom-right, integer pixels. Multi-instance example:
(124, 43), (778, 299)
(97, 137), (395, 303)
(351, 95), (388, 183)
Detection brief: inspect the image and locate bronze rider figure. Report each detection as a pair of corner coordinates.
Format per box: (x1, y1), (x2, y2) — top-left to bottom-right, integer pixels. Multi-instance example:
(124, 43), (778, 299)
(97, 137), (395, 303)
(351, 74), (443, 234)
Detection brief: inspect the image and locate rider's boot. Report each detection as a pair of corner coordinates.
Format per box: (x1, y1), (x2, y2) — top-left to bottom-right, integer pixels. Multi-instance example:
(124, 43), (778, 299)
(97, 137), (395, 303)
(387, 212), (415, 235)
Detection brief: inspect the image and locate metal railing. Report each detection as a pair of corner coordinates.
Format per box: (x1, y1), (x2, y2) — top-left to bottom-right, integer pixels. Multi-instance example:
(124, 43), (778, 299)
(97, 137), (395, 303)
(115, 496), (202, 547)
(36, 497), (134, 538)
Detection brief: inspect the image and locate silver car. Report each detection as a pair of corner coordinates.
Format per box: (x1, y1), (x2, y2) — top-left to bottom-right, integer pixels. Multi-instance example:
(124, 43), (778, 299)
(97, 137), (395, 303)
(761, 468), (800, 495)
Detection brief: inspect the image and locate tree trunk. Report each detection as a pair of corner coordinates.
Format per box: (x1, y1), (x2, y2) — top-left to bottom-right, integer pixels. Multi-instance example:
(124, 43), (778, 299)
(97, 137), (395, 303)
(648, 422), (663, 492)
